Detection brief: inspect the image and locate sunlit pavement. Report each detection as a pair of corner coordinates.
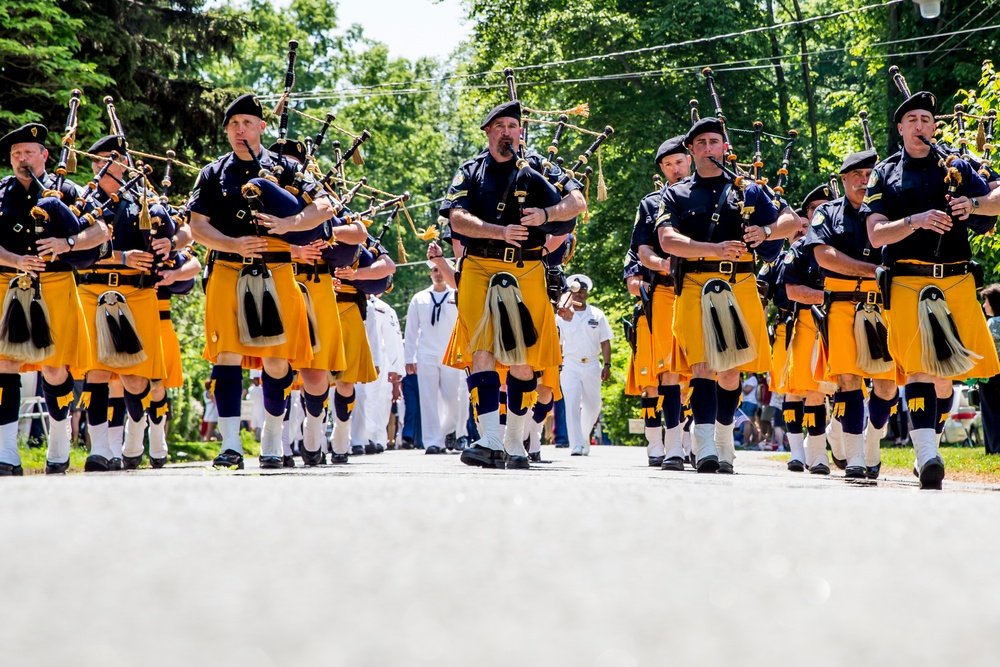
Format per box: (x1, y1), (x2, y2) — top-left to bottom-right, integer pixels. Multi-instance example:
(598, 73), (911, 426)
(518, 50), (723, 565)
(2, 446), (998, 666)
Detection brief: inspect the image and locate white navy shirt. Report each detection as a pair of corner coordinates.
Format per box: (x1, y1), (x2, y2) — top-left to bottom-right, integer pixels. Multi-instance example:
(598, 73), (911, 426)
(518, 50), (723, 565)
(404, 286), (458, 363)
(556, 303), (613, 364)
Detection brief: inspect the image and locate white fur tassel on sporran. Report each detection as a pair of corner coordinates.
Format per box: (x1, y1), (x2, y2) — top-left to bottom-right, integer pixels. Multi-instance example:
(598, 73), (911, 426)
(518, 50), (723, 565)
(853, 303), (894, 375)
(917, 285), (980, 378)
(470, 271), (538, 367)
(95, 290), (147, 368)
(236, 265), (286, 347)
(0, 275), (54, 363)
(297, 281), (321, 354)
(700, 279), (757, 372)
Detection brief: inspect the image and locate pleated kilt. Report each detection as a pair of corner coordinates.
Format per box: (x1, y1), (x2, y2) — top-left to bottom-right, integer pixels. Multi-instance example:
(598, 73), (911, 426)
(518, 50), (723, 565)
(670, 257), (771, 375)
(335, 284), (377, 385)
(783, 310), (824, 396)
(158, 298), (183, 388)
(0, 268), (91, 373)
(814, 277), (897, 383)
(625, 307), (654, 396)
(771, 320), (791, 394)
(444, 255), (561, 372)
(294, 268), (347, 375)
(202, 239), (313, 369)
(887, 260), (1000, 380)
(77, 269), (164, 378)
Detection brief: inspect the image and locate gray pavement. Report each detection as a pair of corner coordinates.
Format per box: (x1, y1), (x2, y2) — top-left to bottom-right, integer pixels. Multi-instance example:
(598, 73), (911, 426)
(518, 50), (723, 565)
(2, 446), (1000, 666)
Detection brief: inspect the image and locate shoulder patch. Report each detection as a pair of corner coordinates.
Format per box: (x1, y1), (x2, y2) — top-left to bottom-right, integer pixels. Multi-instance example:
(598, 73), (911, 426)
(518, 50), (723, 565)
(867, 171), (879, 189)
(783, 253), (794, 264)
(811, 211), (825, 227)
(451, 171), (464, 187)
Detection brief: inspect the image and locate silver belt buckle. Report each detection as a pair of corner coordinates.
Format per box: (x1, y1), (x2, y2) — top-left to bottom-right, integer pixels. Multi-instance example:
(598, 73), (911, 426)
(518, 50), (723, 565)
(932, 264), (944, 279)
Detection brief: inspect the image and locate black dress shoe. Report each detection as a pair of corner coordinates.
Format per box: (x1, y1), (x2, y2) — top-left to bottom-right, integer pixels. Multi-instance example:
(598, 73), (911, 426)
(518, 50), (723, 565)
(351, 445), (364, 456)
(110, 457), (123, 471)
(445, 433), (456, 450)
(845, 465), (867, 479)
(401, 440), (414, 450)
(528, 452), (541, 462)
(45, 460), (70, 475)
(149, 456), (167, 469)
(456, 436), (469, 450)
(830, 453), (847, 470)
(718, 461), (734, 474)
(696, 455), (720, 473)
(0, 462), (24, 476)
(375, 444), (385, 454)
(810, 463), (831, 476)
(212, 449), (245, 470)
(460, 444), (506, 469)
(661, 456), (685, 471)
(364, 443), (377, 455)
(918, 457), (945, 490)
(85, 454), (111, 472)
(787, 459), (805, 473)
(425, 445), (444, 454)
(865, 463), (881, 480)
(301, 447), (325, 466)
(554, 443), (570, 449)
(505, 454), (530, 469)
(259, 456), (284, 469)
(648, 456), (665, 467)
(330, 453), (349, 464)
(282, 455), (296, 468)
(122, 454), (143, 470)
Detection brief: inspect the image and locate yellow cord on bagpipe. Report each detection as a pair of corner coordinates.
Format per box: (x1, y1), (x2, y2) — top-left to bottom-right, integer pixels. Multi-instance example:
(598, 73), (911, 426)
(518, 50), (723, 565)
(522, 117), (602, 136)
(335, 177), (438, 241)
(522, 103), (590, 119)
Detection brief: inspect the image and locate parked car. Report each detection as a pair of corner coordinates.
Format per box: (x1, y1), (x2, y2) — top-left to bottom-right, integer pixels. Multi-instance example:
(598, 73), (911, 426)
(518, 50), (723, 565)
(941, 384), (982, 446)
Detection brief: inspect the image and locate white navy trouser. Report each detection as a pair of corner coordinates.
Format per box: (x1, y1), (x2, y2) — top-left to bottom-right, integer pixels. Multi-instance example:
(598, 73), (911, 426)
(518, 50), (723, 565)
(416, 356), (466, 448)
(560, 358), (603, 450)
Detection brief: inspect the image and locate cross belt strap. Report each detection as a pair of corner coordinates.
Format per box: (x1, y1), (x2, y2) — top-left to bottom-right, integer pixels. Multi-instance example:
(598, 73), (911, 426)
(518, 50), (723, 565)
(159, 310), (171, 320)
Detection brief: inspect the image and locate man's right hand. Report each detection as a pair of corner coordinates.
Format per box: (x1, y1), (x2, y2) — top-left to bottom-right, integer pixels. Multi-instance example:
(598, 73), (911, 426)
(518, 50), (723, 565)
(502, 225), (529, 247)
(405, 363), (417, 375)
(15, 254), (46, 276)
(716, 240), (745, 261)
(912, 209), (953, 234)
(230, 236), (269, 258)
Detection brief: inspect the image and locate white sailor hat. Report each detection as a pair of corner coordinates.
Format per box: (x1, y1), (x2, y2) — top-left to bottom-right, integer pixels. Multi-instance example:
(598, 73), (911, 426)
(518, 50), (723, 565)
(567, 274), (593, 291)
(249, 369), (262, 379)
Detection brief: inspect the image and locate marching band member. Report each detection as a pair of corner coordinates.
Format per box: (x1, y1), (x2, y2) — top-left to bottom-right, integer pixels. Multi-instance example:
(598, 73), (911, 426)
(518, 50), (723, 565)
(865, 88), (999, 489)
(0, 123), (109, 476)
(188, 93), (332, 470)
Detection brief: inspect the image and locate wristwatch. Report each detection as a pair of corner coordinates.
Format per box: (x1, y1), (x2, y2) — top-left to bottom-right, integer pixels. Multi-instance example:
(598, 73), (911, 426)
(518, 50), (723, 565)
(972, 197), (981, 210)
(763, 225), (773, 239)
(66, 235), (76, 249)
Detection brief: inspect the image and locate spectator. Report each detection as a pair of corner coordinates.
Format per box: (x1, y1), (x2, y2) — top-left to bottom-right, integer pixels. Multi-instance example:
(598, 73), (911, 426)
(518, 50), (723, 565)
(741, 373), (760, 424)
(979, 284), (1000, 454)
(202, 379), (218, 442)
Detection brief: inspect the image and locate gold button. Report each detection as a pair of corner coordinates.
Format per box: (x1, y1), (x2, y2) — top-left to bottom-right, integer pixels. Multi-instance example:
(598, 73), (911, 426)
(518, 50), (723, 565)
(211, 332), (218, 342)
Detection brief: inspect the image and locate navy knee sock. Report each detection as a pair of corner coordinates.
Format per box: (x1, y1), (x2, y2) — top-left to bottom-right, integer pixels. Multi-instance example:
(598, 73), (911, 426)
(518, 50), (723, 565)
(641, 396), (662, 429)
(0, 374), (20, 425)
(835, 389), (865, 435)
(211, 365), (243, 418)
(783, 400), (804, 435)
(83, 382), (110, 426)
(868, 391), (897, 430)
(467, 371), (501, 417)
(123, 383), (150, 422)
(660, 384), (682, 430)
(42, 376), (75, 421)
(689, 378), (717, 425)
(906, 383), (938, 431)
(147, 396), (169, 425)
(531, 399), (553, 424)
(804, 404), (827, 437)
(108, 397), (126, 428)
(716, 384), (742, 426)
(302, 390), (328, 418)
(334, 389), (355, 422)
(935, 392), (954, 435)
(261, 369), (294, 418)
(506, 375), (537, 417)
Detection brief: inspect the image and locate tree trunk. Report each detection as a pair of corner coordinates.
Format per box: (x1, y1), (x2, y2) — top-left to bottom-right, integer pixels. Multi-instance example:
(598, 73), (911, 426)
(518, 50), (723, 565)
(791, 0), (819, 173)
(766, 0), (790, 134)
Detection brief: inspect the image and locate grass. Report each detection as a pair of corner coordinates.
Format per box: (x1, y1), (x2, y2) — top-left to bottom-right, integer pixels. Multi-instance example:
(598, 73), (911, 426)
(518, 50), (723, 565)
(14, 429), (262, 475)
(770, 444), (1000, 483)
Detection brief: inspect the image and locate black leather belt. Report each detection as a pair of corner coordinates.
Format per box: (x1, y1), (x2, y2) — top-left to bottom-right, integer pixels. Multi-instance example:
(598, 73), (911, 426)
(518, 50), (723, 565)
(890, 262), (970, 279)
(215, 251), (292, 264)
(159, 310), (171, 321)
(77, 271), (151, 288)
(292, 262), (329, 278)
(685, 260), (755, 274)
(827, 290), (882, 305)
(651, 272), (674, 289)
(465, 242), (543, 263)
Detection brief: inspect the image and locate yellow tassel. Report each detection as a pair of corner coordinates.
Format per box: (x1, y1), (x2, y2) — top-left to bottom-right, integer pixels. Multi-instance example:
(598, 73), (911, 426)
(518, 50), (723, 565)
(596, 148), (607, 202)
(353, 146), (364, 166)
(417, 225), (439, 241)
(832, 402), (845, 418)
(909, 397), (925, 412)
(397, 216), (408, 264)
(521, 390), (538, 411)
(977, 120), (987, 152)
(583, 173), (591, 224)
(139, 188), (152, 230)
(66, 146), (77, 174)
(272, 94), (288, 117)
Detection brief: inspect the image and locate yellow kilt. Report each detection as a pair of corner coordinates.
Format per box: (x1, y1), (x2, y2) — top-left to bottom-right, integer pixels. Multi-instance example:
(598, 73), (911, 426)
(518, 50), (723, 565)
(887, 261), (1000, 380)
(771, 321), (791, 394)
(650, 283), (677, 379)
(295, 269), (347, 374)
(0, 269), (91, 373)
(784, 310), (824, 396)
(78, 271), (164, 378)
(336, 285), (377, 384)
(816, 277), (897, 383)
(670, 258), (771, 375)
(158, 299), (183, 388)
(202, 239), (313, 369)
(444, 255), (561, 372)
(626, 308), (653, 396)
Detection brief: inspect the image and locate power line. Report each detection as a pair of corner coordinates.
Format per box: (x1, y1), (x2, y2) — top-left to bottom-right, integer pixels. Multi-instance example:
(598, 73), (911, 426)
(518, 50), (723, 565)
(260, 0), (903, 102)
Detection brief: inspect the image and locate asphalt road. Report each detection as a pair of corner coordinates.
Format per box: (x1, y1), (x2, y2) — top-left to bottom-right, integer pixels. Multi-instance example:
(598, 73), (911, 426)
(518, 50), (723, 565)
(2, 446), (999, 666)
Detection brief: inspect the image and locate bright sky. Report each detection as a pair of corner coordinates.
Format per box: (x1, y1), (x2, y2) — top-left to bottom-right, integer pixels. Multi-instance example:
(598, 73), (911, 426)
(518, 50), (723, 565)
(336, 0), (471, 62)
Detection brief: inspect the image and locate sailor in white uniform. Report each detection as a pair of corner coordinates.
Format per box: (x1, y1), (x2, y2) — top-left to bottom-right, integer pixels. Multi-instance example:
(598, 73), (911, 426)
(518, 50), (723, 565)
(556, 274), (613, 456)
(404, 261), (467, 454)
(364, 294), (404, 452)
